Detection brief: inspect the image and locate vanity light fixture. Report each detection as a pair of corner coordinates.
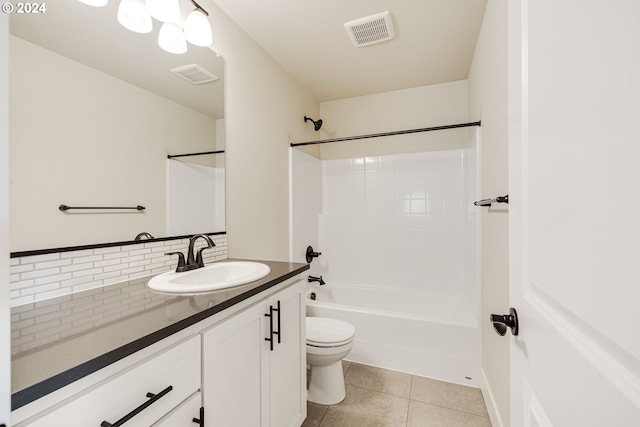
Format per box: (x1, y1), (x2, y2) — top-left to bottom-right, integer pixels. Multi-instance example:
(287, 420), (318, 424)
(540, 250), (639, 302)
(159, 22), (188, 54)
(77, 0), (108, 6)
(117, 0), (152, 33)
(113, 0), (213, 54)
(184, 1), (213, 47)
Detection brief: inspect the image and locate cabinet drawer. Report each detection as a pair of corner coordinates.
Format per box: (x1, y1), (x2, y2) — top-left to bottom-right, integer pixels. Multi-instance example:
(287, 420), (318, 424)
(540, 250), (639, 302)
(21, 335), (201, 427)
(153, 392), (202, 426)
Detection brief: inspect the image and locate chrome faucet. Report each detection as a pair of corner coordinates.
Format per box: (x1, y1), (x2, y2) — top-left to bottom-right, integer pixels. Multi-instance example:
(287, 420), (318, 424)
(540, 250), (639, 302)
(308, 275), (325, 285)
(166, 234), (216, 272)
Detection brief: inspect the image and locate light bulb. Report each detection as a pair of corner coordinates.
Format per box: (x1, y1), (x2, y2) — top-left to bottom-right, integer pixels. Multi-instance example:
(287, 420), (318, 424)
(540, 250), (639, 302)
(184, 9), (213, 47)
(117, 0), (152, 33)
(158, 23), (188, 54)
(146, 0), (180, 23)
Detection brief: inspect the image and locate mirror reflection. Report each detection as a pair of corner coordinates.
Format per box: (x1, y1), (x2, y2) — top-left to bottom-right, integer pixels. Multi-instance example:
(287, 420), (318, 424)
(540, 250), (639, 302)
(9, 0), (225, 252)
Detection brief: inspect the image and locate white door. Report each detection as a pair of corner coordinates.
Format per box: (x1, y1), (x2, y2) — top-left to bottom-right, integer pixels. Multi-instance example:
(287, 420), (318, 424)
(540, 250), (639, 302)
(508, 0), (640, 425)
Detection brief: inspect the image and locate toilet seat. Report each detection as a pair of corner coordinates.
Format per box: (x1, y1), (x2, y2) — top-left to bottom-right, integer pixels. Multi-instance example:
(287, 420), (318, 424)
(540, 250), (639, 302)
(306, 317), (355, 348)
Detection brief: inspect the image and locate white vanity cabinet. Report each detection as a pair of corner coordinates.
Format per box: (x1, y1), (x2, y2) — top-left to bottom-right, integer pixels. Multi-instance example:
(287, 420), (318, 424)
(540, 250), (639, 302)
(11, 271), (308, 427)
(16, 335), (201, 427)
(202, 279), (306, 427)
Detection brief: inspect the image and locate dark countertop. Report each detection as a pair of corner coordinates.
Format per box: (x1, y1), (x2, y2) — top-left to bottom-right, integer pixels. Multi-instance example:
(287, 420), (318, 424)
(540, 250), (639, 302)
(11, 259), (309, 410)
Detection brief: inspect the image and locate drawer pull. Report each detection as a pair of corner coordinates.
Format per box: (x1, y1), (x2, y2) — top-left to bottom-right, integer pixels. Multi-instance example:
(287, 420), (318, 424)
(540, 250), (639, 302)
(100, 385), (173, 427)
(192, 407), (205, 426)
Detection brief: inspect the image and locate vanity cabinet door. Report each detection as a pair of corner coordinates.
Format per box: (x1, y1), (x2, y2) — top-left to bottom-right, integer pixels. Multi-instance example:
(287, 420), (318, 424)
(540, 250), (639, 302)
(202, 301), (268, 427)
(266, 281), (306, 427)
(202, 279), (306, 427)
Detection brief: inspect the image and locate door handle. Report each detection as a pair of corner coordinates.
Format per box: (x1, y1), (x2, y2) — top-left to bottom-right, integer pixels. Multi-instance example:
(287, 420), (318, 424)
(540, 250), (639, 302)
(490, 307), (519, 336)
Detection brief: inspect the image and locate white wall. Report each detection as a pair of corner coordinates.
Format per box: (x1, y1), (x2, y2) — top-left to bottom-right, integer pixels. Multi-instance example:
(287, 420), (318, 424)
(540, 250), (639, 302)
(468, 0), (510, 425)
(9, 36), (217, 252)
(1, 13), (10, 425)
(204, 0), (319, 261)
(319, 80), (471, 160)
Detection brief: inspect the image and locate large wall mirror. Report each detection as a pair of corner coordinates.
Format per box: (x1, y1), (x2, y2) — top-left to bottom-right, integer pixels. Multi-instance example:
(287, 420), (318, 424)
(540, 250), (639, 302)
(9, 0), (225, 253)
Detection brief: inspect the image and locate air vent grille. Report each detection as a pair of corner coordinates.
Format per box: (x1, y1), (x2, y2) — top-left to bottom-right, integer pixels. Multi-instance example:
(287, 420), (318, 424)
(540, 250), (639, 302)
(344, 11), (395, 47)
(170, 64), (219, 85)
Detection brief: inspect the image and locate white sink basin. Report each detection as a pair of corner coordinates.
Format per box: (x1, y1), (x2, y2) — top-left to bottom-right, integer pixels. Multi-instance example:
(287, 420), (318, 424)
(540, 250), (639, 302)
(148, 261), (271, 294)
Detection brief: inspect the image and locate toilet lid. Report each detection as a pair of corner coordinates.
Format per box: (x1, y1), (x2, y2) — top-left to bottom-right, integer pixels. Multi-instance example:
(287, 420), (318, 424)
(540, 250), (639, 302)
(306, 317), (355, 346)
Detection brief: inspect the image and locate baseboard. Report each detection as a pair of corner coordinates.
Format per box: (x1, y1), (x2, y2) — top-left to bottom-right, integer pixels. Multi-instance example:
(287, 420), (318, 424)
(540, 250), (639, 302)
(480, 368), (506, 427)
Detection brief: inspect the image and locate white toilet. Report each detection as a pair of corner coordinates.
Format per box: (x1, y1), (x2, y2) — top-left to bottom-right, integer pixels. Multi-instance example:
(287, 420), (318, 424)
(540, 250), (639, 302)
(306, 317), (356, 405)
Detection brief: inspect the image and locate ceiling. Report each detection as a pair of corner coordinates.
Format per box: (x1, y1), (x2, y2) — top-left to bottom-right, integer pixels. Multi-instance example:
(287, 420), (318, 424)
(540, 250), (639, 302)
(212, 0), (488, 102)
(9, 0), (487, 113)
(9, 0), (225, 119)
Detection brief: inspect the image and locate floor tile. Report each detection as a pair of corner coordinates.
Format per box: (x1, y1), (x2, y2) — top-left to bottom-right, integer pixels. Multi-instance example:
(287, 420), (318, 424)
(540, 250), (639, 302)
(319, 385), (409, 427)
(344, 363), (412, 398)
(342, 360), (352, 377)
(410, 376), (489, 417)
(302, 401), (329, 427)
(407, 400), (492, 427)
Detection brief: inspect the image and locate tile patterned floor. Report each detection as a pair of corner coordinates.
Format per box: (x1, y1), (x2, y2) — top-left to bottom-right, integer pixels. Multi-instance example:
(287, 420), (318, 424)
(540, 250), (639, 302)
(302, 361), (492, 427)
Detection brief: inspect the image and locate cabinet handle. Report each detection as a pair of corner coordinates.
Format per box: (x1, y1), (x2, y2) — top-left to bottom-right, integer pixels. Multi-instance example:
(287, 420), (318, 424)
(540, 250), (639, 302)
(274, 300), (281, 344)
(192, 407), (205, 426)
(265, 306), (275, 351)
(100, 385), (173, 427)
(264, 301), (282, 351)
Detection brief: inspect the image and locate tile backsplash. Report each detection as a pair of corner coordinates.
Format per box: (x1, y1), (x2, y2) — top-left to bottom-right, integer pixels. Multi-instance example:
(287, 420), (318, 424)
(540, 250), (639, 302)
(9, 235), (227, 307)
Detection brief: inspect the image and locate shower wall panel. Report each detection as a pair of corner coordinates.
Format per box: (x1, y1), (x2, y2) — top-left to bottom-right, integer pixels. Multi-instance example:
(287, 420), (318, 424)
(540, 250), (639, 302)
(320, 150), (470, 295)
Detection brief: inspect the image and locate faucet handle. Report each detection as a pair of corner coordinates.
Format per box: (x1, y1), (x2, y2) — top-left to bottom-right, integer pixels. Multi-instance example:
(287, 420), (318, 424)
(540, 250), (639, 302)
(195, 244), (215, 267)
(306, 246), (322, 263)
(165, 251), (186, 272)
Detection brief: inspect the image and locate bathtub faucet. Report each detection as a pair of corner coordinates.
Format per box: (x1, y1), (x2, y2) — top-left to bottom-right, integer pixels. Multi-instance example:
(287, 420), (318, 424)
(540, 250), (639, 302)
(308, 275), (325, 285)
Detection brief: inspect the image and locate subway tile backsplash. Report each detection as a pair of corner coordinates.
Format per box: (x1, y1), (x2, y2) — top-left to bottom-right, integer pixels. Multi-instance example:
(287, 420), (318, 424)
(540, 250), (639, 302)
(9, 235), (227, 307)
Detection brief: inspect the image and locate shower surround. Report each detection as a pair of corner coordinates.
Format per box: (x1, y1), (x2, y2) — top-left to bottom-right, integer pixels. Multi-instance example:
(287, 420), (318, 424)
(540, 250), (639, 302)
(291, 133), (480, 385)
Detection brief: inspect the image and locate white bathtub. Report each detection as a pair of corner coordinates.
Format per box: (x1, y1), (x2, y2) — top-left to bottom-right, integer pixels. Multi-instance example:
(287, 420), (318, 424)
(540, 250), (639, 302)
(306, 285), (481, 386)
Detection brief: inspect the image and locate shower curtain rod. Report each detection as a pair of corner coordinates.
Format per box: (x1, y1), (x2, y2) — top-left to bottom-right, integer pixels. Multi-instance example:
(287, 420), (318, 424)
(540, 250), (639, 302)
(167, 150), (225, 159)
(290, 121), (481, 147)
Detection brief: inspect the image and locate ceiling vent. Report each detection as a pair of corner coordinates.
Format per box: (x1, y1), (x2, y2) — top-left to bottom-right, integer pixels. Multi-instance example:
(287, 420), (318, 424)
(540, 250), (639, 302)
(344, 11), (395, 47)
(170, 64), (219, 85)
